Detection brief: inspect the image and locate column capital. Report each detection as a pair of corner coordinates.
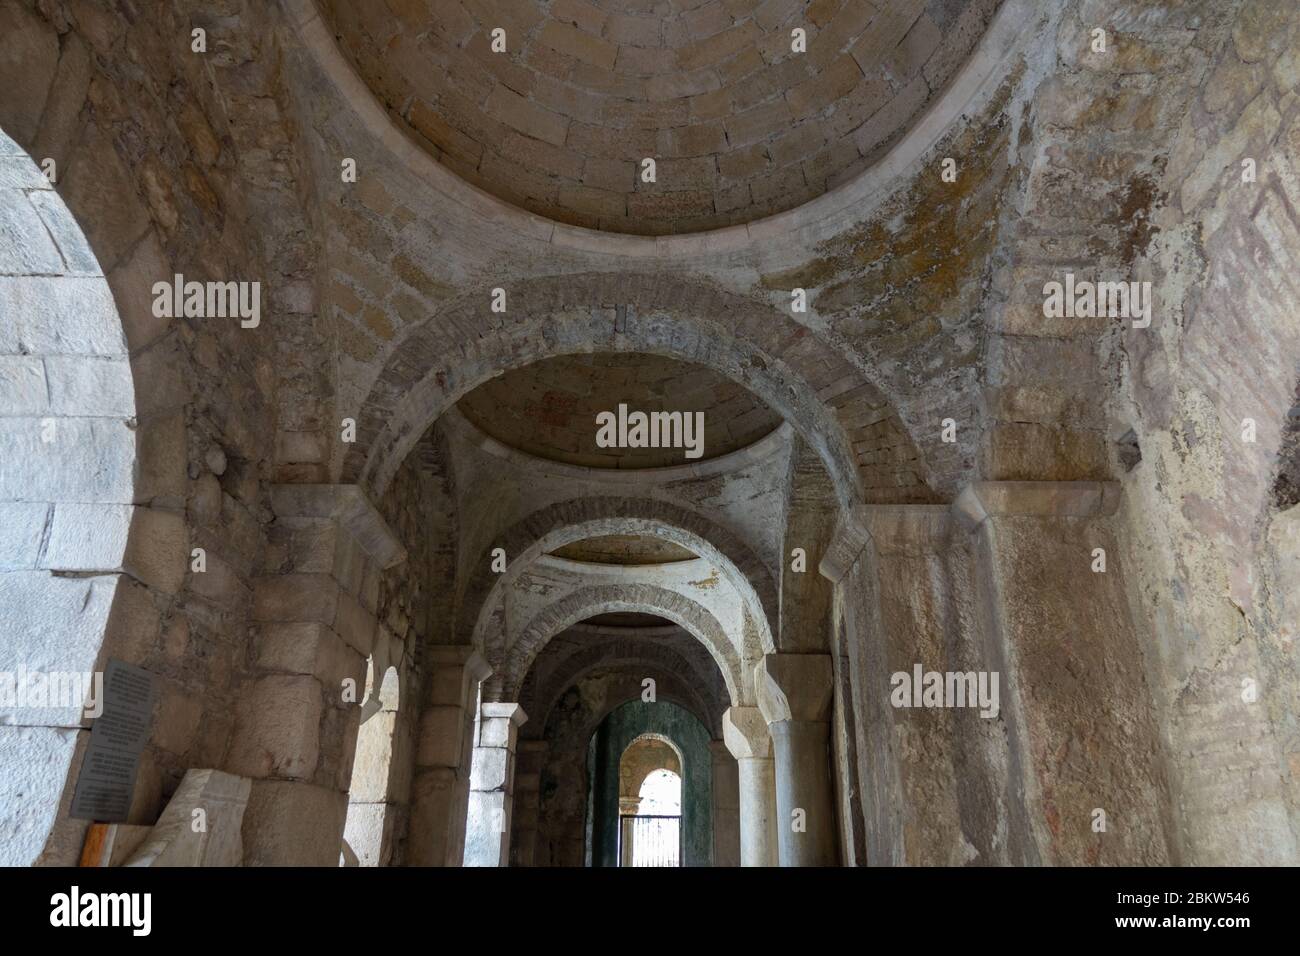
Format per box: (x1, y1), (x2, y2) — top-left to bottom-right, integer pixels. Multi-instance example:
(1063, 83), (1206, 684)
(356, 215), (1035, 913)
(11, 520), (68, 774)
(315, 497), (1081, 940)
(270, 483), (407, 569)
(951, 481), (1120, 534)
(481, 701), (528, 728)
(722, 706), (772, 760)
(755, 654), (833, 725)
(818, 505), (872, 583)
(819, 505), (951, 581)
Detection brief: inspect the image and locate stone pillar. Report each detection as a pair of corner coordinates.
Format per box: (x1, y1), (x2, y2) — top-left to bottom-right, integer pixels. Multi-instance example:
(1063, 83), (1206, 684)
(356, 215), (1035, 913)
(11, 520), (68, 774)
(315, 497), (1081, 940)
(342, 663), (406, 867)
(819, 503), (972, 867)
(406, 646), (489, 866)
(240, 484), (406, 866)
(817, 488), (1174, 867)
(511, 739), (548, 866)
(952, 481), (1174, 865)
(710, 739), (741, 867)
(721, 706), (778, 866)
(463, 702), (527, 867)
(756, 654), (836, 866)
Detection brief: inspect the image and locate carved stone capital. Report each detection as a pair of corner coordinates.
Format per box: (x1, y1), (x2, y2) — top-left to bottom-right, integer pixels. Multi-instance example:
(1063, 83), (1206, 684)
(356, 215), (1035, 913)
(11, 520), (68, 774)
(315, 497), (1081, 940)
(722, 706), (773, 760)
(755, 654), (833, 725)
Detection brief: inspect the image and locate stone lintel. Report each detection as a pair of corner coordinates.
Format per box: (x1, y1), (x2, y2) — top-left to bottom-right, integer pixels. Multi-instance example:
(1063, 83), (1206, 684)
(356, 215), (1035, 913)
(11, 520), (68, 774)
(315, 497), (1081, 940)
(270, 484), (407, 569)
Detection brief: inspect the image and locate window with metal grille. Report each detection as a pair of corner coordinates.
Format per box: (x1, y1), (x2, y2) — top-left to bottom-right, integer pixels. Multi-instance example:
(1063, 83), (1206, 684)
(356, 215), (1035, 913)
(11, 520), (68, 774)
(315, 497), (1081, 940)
(618, 815), (681, 867)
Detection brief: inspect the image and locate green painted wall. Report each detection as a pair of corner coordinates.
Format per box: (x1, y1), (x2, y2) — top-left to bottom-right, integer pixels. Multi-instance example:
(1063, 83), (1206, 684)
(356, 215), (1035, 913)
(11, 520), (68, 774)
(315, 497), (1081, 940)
(587, 699), (712, 867)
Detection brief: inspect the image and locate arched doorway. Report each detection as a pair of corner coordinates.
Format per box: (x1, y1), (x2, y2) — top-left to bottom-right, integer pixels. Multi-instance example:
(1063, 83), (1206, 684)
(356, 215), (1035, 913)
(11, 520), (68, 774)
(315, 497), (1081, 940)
(618, 734), (683, 868)
(587, 699), (713, 868)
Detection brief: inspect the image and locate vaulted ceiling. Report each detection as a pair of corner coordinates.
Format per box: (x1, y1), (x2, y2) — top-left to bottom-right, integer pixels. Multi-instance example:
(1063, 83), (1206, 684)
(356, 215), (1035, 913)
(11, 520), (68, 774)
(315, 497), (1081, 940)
(456, 351), (782, 468)
(318, 0), (1003, 232)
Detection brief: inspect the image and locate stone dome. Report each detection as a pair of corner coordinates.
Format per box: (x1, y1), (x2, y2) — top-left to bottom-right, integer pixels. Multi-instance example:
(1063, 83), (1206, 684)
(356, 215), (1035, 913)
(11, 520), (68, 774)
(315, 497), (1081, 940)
(456, 352), (782, 468)
(317, 0), (1002, 233)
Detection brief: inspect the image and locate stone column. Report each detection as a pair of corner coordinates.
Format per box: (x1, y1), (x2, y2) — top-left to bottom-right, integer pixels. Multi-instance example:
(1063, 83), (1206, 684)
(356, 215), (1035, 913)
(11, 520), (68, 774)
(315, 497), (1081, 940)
(710, 739), (741, 867)
(463, 702), (527, 867)
(406, 646), (490, 866)
(735, 759), (777, 866)
(756, 654), (836, 866)
(240, 484), (407, 866)
(511, 739), (548, 866)
(721, 706), (778, 866)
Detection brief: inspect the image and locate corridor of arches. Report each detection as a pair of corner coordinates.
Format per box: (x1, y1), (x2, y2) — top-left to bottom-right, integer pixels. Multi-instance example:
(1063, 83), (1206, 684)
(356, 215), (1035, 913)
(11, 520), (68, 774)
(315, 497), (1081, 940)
(1, 0), (1298, 871)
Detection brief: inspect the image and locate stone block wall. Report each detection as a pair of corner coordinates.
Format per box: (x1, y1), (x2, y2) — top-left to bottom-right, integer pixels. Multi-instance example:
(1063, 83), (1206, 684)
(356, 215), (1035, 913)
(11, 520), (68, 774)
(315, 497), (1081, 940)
(0, 146), (139, 855)
(1105, 0), (1300, 865)
(0, 0), (290, 863)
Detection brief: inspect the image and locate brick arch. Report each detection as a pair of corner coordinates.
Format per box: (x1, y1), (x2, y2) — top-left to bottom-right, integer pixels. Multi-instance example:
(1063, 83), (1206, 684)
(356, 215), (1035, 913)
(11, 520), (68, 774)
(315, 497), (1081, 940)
(491, 584), (744, 706)
(521, 634), (727, 738)
(460, 496), (778, 652)
(344, 272), (938, 508)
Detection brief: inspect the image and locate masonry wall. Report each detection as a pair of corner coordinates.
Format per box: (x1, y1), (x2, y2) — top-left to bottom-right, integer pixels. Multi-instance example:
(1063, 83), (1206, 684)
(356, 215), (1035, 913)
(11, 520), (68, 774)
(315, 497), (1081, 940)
(1106, 0), (1300, 865)
(0, 0), (296, 863)
(3, 0), (1297, 870)
(830, 493), (1176, 867)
